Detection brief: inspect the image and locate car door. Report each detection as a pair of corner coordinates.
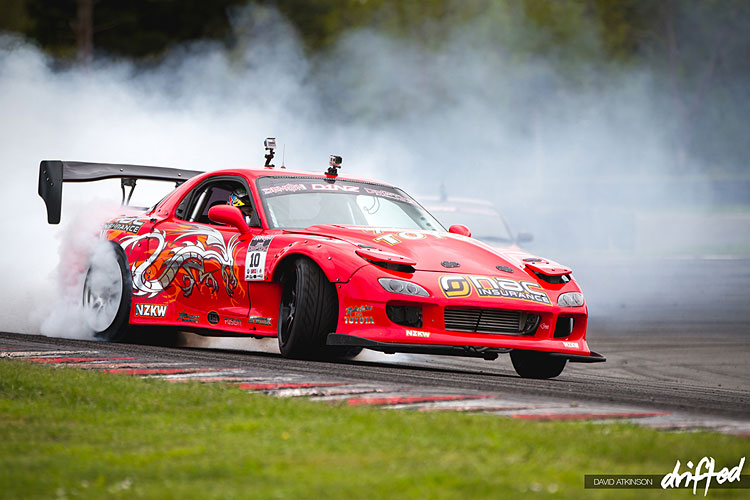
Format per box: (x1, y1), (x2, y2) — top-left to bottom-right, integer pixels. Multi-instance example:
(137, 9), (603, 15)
(150, 175), (261, 331)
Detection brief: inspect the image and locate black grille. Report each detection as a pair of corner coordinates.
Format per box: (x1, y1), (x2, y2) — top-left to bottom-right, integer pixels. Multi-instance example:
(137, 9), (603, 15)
(444, 307), (539, 335)
(554, 316), (574, 338)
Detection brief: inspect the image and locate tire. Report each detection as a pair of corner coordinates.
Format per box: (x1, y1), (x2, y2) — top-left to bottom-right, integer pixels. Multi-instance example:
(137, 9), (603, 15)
(277, 257), (359, 360)
(510, 350), (567, 379)
(82, 242), (132, 342)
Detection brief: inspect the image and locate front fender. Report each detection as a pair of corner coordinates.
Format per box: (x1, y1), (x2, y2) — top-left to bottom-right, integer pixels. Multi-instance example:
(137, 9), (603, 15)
(265, 235), (367, 284)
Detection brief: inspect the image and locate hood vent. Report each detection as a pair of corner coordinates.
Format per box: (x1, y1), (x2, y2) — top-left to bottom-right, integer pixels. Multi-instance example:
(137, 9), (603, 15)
(441, 261), (460, 268)
(530, 270), (570, 284)
(365, 258), (415, 274)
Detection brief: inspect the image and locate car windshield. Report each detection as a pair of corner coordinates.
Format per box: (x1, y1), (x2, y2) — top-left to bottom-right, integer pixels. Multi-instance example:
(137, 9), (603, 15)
(425, 204), (514, 243)
(257, 177), (444, 231)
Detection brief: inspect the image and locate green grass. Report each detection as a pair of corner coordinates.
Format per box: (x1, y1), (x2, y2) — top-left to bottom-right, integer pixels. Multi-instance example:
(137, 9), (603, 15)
(0, 360), (747, 499)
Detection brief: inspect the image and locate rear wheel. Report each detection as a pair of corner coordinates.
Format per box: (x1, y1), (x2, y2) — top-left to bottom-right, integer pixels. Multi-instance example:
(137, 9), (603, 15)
(278, 257), (360, 360)
(510, 350), (567, 379)
(82, 242), (132, 342)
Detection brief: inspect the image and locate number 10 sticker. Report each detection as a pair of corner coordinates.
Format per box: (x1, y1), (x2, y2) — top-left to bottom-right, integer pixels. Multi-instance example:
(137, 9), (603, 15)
(245, 236), (274, 281)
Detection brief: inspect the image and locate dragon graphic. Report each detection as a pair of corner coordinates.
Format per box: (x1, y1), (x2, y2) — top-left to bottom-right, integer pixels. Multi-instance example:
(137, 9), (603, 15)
(120, 227), (240, 299)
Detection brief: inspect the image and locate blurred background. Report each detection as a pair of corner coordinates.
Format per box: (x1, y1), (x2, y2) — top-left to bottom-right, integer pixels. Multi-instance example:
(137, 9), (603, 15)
(1, 0), (749, 336)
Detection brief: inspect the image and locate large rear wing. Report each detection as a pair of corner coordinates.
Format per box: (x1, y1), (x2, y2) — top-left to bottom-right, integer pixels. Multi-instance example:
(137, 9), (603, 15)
(38, 160), (203, 224)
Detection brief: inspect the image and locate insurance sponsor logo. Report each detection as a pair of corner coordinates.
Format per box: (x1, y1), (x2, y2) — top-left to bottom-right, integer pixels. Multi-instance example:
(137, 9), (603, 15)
(103, 216), (145, 234)
(439, 275), (551, 305)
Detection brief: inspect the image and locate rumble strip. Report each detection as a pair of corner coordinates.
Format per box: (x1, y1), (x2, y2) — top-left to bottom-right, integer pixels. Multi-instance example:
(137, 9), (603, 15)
(1, 340), (748, 436)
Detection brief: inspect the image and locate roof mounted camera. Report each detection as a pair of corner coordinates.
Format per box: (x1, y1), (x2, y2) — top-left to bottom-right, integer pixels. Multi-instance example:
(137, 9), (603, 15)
(326, 155), (342, 179)
(264, 138), (276, 168)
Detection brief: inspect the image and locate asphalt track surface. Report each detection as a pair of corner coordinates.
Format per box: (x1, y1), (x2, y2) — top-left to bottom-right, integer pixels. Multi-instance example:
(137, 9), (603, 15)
(2, 257), (749, 424)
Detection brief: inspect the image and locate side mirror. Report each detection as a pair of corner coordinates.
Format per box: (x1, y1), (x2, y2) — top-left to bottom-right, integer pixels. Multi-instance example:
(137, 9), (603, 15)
(448, 224), (471, 238)
(516, 232), (534, 244)
(208, 205), (250, 234)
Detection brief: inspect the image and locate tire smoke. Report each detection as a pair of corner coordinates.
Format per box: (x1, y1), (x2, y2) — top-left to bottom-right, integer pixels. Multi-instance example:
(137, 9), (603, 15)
(39, 202), (121, 340)
(1, 4), (747, 341)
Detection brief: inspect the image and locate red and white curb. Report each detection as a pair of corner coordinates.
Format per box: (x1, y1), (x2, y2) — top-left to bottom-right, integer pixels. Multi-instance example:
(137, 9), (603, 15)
(2, 346), (749, 436)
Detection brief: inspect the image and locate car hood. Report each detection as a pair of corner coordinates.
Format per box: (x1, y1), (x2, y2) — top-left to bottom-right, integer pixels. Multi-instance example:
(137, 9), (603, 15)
(286, 225), (570, 276)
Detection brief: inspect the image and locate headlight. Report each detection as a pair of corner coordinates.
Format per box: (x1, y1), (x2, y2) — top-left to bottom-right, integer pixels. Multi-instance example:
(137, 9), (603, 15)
(557, 292), (584, 307)
(378, 278), (429, 297)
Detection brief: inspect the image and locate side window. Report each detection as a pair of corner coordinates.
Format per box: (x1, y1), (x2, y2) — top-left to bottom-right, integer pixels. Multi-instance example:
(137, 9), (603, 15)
(175, 178), (258, 227)
(194, 185), (233, 224)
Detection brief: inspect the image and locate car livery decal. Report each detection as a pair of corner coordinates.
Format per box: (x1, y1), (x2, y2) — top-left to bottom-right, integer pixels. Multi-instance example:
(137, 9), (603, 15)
(360, 228), (447, 246)
(245, 235), (274, 281)
(343, 305), (374, 325)
(439, 275), (551, 305)
(177, 311), (199, 323)
(248, 316), (272, 326)
(260, 180), (416, 205)
(134, 303), (168, 318)
(103, 216), (147, 234)
(119, 227), (239, 299)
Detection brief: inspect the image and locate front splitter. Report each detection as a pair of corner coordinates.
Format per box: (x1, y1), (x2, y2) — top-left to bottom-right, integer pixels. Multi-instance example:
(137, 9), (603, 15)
(327, 333), (606, 363)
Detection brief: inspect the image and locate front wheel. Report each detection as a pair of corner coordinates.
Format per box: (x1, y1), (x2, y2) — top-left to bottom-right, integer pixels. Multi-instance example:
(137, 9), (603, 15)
(82, 242), (132, 342)
(278, 257), (359, 360)
(510, 350), (567, 379)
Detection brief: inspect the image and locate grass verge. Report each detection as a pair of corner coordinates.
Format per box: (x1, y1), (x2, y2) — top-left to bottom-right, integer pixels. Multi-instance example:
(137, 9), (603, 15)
(0, 360), (747, 499)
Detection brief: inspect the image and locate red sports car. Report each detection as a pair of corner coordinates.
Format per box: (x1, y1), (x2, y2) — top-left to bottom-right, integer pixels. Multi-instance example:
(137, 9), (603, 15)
(38, 149), (604, 378)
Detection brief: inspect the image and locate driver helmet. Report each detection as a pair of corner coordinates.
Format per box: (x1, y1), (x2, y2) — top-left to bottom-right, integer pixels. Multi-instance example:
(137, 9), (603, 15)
(229, 188), (253, 218)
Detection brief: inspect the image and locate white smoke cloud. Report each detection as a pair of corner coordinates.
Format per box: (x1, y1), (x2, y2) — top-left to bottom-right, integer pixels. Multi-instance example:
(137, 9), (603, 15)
(39, 211), (118, 340)
(0, 5), (742, 339)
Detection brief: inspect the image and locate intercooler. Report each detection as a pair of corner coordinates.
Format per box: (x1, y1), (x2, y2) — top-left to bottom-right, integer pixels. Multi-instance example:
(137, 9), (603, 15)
(444, 307), (540, 335)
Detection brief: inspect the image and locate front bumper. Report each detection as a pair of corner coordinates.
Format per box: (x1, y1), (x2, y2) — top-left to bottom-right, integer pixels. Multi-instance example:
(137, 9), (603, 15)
(334, 266), (601, 359)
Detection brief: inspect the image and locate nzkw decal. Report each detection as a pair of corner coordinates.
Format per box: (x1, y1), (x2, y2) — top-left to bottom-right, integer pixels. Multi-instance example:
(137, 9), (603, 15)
(439, 275), (551, 305)
(134, 303), (168, 318)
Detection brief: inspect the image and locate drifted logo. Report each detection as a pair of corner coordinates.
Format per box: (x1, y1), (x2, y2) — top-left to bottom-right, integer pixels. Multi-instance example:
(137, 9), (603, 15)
(662, 456), (745, 495)
(135, 304), (167, 318)
(207, 311), (220, 325)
